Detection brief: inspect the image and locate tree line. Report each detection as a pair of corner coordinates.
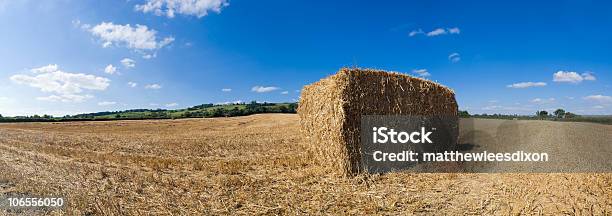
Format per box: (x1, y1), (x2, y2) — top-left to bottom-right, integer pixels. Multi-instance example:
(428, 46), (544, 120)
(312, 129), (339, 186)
(0, 101), (297, 123)
(459, 109), (611, 125)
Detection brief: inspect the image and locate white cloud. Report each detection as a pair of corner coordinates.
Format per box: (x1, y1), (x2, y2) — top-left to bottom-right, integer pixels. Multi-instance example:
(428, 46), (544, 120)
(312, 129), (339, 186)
(127, 82), (138, 87)
(506, 82), (547, 88)
(584, 95), (612, 103)
(221, 88), (232, 92)
(553, 71), (582, 83)
(412, 69), (430, 77)
(480, 105), (532, 113)
(145, 83), (162, 89)
(165, 102), (178, 107)
(448, 27), (460, 34)
(31, 64), (59, 73)
(581, 72), (596, 81)
(426, 28), (446, 36)
(142, 53), (156, 59)
(72, 19), (91, 30)
(410, 27), (460, 37)
(280, 91), (289, 95)
(37, 94), (93, 103)
(104, 64), (117, 74)
(593, 105), (605, 109)
(216, 100), (243, 105)
(409, 29), (423, 37)
(553, 71), (596, 84)
(481, 105), (502, 110)
(88, 22), (174, 51)
(72, 19), (81, 28)
(530, 98), (555, 104)
(121, 58), (136, 68)
(251, 86), (279, 93)
(10, 65), (110, 102)
(135, 0), (229, 18)
(448, 53), (460, 63)
(98, 101), (117, 106)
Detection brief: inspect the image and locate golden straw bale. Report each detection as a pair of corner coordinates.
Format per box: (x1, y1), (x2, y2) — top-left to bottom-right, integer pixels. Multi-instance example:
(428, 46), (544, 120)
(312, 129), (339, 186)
(298, 68), (458, 176)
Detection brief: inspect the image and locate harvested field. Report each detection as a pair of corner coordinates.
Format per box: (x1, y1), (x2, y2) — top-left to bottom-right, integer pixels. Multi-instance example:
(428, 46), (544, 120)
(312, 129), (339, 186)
(0, 114), (610, 215)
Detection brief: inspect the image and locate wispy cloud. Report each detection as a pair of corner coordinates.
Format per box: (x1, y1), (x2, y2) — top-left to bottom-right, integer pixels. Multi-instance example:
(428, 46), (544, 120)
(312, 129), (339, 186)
(426, 28), (447, 36)
(165, 102), (178, 107)
(280, 91), (289, 95)
(448, 27), (460, 34)
(221, 88), (232, 92)
(530, 98), (555, 104)
(410, 27), (460, 37)
(127, 82), (138, 88)
(584, 95), (612, 103)
(481, 105), (531, 112)
(98, 101), (117, 106)
(506, 82), (547, 88)
(412, 69), (430, 77)
(145, 83), (162, 89)
(31, 64), (58, 73)
(37, 94), (93, 103)
(582, 72), (596, 81)
(251, 86), (279, 93)
(121, 58), (136, 68)
(409, 29), (424, 37)
(448, 53), (460, 63)
(216, 100), (244, 105)
(142, 53), (157, 59)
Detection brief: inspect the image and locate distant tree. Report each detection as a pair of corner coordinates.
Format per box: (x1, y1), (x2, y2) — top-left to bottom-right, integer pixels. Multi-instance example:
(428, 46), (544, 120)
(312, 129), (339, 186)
(536, 110), (549, 118)
(212, 108), (224, 117)
(279, 105), (289, 113)
(288, 103), (297, 113)
(553, 109), (566, 118)
(564, 112), (578, 118)
(42, 114), (53, 119)
(181, 112), (193, 118)
(0, 114), (3, 118)
(228, 107), (242, 116)
(458, 110), (470, 117)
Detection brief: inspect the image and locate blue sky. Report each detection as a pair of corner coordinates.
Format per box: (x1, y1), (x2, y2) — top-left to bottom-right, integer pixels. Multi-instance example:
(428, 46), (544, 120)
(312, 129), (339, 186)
(0, 0), (610, 116)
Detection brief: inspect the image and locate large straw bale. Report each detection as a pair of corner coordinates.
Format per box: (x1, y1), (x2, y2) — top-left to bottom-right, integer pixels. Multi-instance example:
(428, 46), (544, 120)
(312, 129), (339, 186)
(298, 68), (458, 176)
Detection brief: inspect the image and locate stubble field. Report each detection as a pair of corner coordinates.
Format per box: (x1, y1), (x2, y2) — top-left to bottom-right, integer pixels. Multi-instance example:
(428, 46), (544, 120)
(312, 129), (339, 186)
(0, 114), (610, 215)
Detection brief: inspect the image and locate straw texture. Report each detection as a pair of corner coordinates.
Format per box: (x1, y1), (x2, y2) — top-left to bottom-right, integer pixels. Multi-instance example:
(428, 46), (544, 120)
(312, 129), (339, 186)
(298, 68), (458, 176)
